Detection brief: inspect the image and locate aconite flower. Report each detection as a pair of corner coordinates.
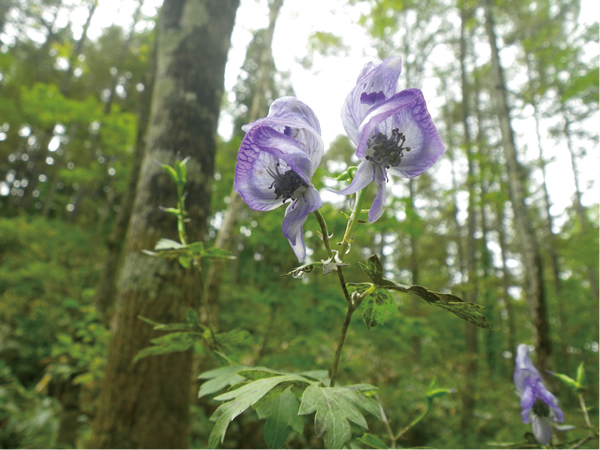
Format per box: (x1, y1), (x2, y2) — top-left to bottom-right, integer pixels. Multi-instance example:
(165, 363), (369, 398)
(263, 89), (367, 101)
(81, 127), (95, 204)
(514, 344), (565, 445)
(234, 97), (323, 262)
(337, 56), (445, 222)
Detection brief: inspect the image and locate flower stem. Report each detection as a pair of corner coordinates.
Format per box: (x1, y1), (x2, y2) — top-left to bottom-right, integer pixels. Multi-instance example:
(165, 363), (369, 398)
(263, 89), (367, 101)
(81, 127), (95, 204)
(330, 302), (356, 387)
(313, 210), (333, 258)
(339, 188), (368, 260)
(578, 393), (593, 429)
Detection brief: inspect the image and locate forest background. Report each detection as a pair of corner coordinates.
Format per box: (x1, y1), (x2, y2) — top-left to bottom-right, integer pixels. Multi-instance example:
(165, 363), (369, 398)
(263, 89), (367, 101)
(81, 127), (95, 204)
(0, 0), (598, 448)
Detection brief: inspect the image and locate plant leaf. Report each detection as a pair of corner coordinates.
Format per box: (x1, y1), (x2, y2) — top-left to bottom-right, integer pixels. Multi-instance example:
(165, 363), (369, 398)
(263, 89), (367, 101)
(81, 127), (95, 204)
(358, 255), (492, 331)
(357, 433), (389, 449)
(154, 238), (184, 250)
(198, 365), (251, 398)
(256, 388), (304, 448)
(202, 247), (235, 260)
(361, 288), (397, 329)
(298, 384), (381, 449)
(208, 374), (312, 449)
(132, 332), (194, 363)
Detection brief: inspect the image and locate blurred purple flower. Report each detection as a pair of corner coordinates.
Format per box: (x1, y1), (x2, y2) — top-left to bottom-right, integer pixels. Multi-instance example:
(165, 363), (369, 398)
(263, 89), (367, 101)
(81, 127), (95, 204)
(234, 97), (324, 263)
(514, 344), (565, 445)
(336, 56), (445, 222)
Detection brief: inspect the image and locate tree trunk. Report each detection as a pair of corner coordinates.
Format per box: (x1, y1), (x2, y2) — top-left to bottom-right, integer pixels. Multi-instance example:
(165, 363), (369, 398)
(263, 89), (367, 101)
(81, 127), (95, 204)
(203, 0), (284, 330)
(89, 1), (239, 448)
(93, 3), (157, 318)
(561, 105), (599, 303)
(483, 0), (550, 370)
(458, 6), (479, 437)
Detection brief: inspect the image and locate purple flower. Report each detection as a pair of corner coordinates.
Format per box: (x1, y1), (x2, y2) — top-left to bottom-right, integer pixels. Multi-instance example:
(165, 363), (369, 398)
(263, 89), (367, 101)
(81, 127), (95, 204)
(514, 344), (565, 445)
(234, 97), (324, 263)
(336, 56), (445, 222)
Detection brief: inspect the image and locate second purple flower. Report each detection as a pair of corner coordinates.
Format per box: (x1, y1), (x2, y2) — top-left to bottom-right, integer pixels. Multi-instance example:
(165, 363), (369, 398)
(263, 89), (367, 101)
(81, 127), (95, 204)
(336, 56), (446, 223)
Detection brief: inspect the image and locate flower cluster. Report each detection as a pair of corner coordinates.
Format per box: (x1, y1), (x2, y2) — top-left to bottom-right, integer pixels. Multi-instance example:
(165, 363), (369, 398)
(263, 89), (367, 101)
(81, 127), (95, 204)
(234, 56), (445, 261)
(514, 344), (565, 445)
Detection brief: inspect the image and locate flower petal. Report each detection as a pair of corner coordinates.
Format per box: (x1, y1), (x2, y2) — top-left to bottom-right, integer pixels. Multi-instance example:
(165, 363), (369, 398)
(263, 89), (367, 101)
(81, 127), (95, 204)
(536, 383), (564, 423)
(282, 187), (322, 262)
(369, 166), (387, 223)
(244, 97), (324, 173)
(333, 159), (377, 197)
(531, 415), (553, 445)
(342, 56), (402, 145)
(234, 126), (314, 212)
(520, 382), (536, 423)
(355, 88), (445, 178)
(514, 344), (541, 394)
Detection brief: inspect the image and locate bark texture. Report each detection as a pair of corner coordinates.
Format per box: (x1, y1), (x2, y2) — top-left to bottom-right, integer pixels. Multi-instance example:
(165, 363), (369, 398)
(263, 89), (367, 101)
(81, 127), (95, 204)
(89, 1), (239, 448)
(483, 0), (550, 369)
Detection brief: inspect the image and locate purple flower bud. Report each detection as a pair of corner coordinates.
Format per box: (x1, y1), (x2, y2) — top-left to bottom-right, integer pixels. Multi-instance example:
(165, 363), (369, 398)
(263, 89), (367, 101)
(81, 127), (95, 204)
(234, 97), (324, 262)
(336, 56), (445, 222)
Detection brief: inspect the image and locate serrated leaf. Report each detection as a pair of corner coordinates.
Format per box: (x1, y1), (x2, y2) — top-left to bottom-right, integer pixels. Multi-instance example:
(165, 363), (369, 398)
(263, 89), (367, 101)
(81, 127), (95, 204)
(178, 255), (192, 268)
(214, 328), (251, 349)
(389, 283), (492, 331)
(257, 388), (304, 434)
(300, 370), (330, 383)
(155, 238), (184, 250)
(361, 288), (397, 329)
(258, 388), (304, 449)
(132, 332), (194, 363)
(187, 241), (205, 255)
(358, 256), (491, 330)
(357, 433), (389, 449)
(198, 365), (250, 398)
(202, 247), (235, 260)
(208, 375), (311, 448)
(237, 369), (283, 381)
(346, 282), (372, 295)
(298, 384), (381, 449)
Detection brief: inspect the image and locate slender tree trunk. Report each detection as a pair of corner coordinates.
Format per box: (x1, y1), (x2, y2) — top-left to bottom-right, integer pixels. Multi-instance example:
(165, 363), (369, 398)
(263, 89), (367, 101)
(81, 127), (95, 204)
(89, 1), (239, 448)
(94, 1), (155, 318)
(561, 105), (599, 303)
(458, 6), (479, 438)
(60, 0), (98, 95)
(483, 0), (550, 370)
(203, 0), (284, 329)
(525, 54), (568, 369)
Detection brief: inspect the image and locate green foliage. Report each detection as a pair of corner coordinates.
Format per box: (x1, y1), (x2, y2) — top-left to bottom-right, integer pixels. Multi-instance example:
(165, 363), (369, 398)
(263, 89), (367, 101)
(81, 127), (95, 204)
(355, 255), (492, 331)
(256, 388), (305, 449)
(0, 361), (59, 449)
(200, 365), (382, 449)
(298, 383), (382, 449)
(206, 369), (314, 448)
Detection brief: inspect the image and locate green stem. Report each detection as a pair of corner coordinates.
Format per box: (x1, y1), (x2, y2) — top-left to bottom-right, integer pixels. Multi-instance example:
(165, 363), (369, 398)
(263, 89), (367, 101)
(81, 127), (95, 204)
(177, 196), (188, 246)
(313, 210), (333, 258)
(396, 400), (432, 440)
(579, 393), (593, 429)
(330, 303), (356, 387)
(375, 395), (397, 449)
(339, 188), (368, 260)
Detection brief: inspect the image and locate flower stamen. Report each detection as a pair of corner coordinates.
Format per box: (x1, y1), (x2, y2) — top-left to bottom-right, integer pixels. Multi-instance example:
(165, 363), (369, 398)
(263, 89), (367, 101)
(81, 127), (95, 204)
(266, 163), (308, 204)
(365, 128), (411, 169)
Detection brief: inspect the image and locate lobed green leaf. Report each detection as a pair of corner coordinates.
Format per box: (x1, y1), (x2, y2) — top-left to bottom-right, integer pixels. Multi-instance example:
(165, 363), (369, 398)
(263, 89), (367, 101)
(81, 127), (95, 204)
(298, 384), (381, 449)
